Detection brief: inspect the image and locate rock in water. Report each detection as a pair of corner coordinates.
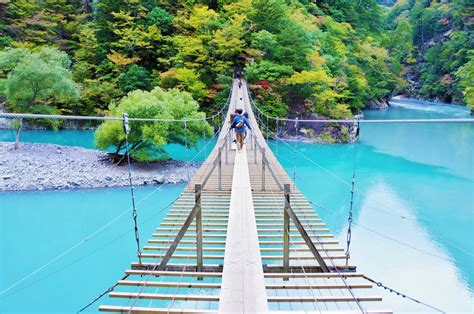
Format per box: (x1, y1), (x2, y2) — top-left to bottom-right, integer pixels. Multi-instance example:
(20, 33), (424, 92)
(366, 99), (389, 110)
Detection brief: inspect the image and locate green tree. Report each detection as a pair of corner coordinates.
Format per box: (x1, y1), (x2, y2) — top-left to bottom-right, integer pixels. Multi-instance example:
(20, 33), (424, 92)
(159, 67), (208, 102)
(0, 47), (79, 148)
(455, 57), (474, 110)
(146, 6), (174, 34)
(245, 61), (293, 83)
(118, 64), (152, 92)
(94, 87), (212, 163)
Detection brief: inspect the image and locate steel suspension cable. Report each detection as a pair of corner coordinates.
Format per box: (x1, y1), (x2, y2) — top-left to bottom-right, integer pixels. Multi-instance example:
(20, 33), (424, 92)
(362, 275), (446, 313)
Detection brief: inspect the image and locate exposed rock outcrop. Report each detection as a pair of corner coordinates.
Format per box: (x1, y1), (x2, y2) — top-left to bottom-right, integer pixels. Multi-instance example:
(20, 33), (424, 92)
(366, 98), (389, 110)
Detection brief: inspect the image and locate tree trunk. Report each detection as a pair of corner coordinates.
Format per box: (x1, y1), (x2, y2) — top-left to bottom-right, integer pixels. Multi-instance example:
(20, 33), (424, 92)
(112, 141), (124, 161)
(14, 124), (22, 150)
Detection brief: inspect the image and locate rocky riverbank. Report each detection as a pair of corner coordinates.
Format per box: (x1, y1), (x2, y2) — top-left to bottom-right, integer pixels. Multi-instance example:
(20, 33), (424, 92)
(278, 114), (360, 143)
(0, 142), (200, 192)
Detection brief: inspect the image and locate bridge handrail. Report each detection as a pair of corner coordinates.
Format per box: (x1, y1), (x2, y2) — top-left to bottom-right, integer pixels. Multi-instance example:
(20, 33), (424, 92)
(252, 134), (284, 191)
(201, 127), (231, 189)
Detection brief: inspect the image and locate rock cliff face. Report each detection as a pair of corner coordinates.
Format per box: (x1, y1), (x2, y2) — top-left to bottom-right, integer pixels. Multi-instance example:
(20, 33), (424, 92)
(366, 99), (389, 110)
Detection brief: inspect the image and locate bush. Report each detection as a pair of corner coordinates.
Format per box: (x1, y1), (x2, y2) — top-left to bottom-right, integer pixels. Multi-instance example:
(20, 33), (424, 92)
(95, 87), (212, 162)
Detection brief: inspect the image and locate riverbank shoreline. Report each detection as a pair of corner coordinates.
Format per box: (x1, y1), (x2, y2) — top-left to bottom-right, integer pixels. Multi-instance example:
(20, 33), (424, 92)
(0, 142), (200, 192)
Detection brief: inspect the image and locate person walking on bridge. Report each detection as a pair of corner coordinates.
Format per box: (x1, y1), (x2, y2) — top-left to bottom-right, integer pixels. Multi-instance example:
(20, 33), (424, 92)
(231, 109), (251, 151)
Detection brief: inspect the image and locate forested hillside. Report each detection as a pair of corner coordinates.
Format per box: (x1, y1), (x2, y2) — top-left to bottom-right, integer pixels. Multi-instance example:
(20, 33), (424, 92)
(384, 0), (473, 107)
(0, 0), (471, 123)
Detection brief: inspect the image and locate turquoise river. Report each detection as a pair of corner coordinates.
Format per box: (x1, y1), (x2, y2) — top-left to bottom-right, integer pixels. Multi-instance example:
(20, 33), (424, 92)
(0, 99), (473, 313)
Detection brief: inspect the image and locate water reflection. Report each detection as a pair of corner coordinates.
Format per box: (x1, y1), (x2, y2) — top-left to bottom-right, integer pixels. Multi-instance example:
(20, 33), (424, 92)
(273, 100), (473, 312)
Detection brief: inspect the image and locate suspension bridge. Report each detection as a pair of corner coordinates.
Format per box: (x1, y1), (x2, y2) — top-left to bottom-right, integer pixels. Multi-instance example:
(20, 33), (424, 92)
(93, 79), (391, 314)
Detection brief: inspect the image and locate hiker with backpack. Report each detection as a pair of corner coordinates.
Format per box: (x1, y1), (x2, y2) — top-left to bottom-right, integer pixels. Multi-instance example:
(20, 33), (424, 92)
(231, 108), (251, 151)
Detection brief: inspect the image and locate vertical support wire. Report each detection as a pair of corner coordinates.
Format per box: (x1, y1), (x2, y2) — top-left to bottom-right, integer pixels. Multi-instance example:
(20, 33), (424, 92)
(203, 123), (207, 159)
(122, 113), (142, 265)
(275, 118), (279, 159)
(293, 117), (298, 187)
(345, 120), (359, 265)
(184, 120), (190, 182)
(261, 148), (266, 191)
(254, 133), (257, 164)
(218, 147), (222, 191)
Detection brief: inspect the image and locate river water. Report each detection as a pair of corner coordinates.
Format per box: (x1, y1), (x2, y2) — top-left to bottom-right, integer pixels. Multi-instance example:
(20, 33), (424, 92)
(0, 99), (472, 313)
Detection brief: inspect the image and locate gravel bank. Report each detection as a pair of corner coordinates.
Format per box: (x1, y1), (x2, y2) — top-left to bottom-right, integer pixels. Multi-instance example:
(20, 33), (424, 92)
(0, 142), (200, 192)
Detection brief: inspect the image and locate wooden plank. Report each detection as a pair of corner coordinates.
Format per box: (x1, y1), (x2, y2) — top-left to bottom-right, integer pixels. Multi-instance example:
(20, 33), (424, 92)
(99, 305), (216, 313)
(268, 311), (393, 314)
(257, 229), (331, 233)
(260, 255), (347, 260)
(125, 270), (222, 277)
(148, 240), (226, 245)
(263, 272), (364, 278)
(160, 223), (229, 227)
(131, 262), (222, 270)
(258, 234), (334, 239)
(265, 283), (372, 289)
(260, 247), (344, 252)
(152, 233), (227, 239)
(257, 223), (326, 227)
(164, 217), (229, 222)
(256, 217), (320, 220)
(117, 280), (221, 289)
(260, 240), (338, 245)
(267, 295), (383, 302)
(141, 254), (223, 259)
(156, 228), (228, 232)
(144, 246), (225, 252)
(109, 292), (220, 301)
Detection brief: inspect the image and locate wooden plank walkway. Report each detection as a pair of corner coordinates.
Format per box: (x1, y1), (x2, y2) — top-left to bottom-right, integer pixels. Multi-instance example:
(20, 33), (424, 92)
(99, 80), (390, 313)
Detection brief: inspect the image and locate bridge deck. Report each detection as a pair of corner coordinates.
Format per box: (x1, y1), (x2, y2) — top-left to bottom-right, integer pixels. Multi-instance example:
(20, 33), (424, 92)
(99, 80), (390, 313)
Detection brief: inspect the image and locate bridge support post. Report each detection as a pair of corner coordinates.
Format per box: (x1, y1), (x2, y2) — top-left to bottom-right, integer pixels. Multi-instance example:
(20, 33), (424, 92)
(225, 135), (228, 165)
(195, 184), (203, 279)
(284, 200), (330, 273)
(254, 135), (257, 164)
(283, 184), (290, 279)
(218, 148), (222, 191)
(261, 148), (266, 191)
